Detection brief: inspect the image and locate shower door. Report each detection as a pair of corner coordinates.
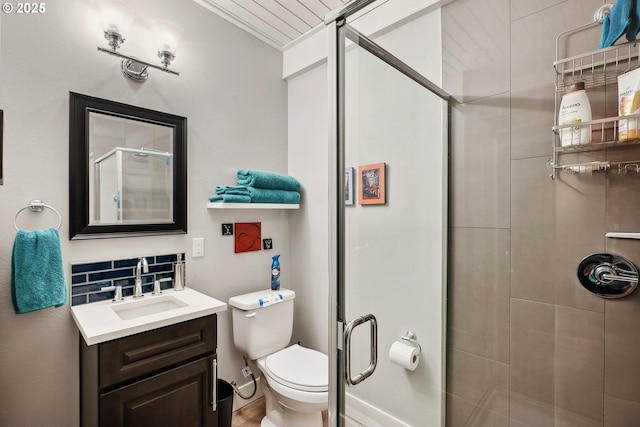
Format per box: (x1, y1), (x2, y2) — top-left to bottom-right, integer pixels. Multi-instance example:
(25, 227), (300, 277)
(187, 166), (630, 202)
(327, 5), (450, 427)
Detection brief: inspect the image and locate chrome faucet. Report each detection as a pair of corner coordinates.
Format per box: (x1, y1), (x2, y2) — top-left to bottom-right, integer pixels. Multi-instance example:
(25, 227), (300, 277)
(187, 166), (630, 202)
(134, 257), (149, 298)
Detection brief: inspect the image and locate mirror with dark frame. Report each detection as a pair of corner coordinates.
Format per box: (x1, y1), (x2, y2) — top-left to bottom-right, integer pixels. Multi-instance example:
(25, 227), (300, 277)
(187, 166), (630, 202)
(69, 92), (187, 239)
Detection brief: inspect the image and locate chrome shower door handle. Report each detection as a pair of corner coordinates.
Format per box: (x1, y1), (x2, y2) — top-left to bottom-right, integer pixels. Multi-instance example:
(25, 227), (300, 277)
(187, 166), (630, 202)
(344, 313), (378, 386)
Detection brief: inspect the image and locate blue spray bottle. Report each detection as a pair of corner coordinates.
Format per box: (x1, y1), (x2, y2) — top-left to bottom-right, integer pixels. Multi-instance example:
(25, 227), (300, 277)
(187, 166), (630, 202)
(271, 254), (281, 290)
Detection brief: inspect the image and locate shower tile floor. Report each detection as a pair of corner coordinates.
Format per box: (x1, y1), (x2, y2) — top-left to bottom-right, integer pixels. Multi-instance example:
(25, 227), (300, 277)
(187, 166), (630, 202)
(231, 397), (328, 426)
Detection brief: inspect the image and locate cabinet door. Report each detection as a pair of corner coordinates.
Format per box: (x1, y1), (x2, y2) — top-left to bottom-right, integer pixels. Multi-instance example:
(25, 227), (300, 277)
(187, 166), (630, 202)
(100, 356), (217, 427)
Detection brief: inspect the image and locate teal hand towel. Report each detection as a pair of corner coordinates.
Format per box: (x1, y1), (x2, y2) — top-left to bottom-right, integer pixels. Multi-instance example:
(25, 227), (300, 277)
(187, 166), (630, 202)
(11, 228), (67, 314)
(208, 194), (251, 203)
(246, 187), (301, 204)
(600, 0), (640, 48)
(237, 170), (301, 192)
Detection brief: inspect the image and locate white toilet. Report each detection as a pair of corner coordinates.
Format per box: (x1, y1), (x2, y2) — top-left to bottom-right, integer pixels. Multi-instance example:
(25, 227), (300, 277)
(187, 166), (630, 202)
(229, 289), (328, 427)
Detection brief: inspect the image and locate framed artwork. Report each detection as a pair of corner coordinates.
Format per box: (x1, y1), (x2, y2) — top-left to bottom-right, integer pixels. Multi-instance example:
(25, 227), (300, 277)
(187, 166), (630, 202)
(235, 222), (262, 253)
(358, 163), (386, 205)
(345, 167), (354, 206)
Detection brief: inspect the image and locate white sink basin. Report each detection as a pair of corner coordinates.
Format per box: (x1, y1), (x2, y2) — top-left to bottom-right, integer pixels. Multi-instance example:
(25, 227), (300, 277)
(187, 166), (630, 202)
(111, 295), (187, 320)
(71, 288), (227, 345)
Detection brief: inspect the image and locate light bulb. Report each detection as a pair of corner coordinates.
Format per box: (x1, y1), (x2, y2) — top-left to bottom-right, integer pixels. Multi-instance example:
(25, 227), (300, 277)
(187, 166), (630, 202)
(153, 19), (182, 58)
(97, 0), (134, 49)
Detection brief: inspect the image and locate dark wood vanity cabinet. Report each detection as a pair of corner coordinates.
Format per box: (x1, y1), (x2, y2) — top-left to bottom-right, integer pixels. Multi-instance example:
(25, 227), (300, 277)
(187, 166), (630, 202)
(80, 315), (218, 427)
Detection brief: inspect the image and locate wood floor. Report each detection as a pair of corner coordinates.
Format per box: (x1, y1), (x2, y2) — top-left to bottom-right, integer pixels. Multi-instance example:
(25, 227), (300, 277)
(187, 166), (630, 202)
(230, 397), (328, 426)
(231, 397), (266, 427)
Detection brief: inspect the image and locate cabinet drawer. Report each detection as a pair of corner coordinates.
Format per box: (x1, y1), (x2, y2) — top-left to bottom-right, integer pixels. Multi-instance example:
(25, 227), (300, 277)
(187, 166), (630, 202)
(99, 315), (217, 389)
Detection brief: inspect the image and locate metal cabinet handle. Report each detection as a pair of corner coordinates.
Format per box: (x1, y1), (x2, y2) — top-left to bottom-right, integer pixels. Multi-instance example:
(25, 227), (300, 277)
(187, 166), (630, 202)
(211, 358), (218, 412)
(344, 313), (378, 386)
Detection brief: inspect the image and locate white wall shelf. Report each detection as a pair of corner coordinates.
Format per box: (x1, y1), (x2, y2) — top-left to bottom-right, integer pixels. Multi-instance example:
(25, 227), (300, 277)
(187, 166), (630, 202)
(605, 232), (640, 240)
(206, 203), (299, 210)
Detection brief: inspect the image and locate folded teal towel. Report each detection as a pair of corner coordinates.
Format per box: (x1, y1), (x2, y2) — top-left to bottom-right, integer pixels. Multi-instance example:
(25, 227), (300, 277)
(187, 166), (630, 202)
(208, 194), (251, 203)
(215, 185), (250, 196)
(245, 187), (300, 204)
(210, 186), (299, 203)
(600, 0), (640, 48)
(11, 228), (67, 314)
(237, 170), (301, 192)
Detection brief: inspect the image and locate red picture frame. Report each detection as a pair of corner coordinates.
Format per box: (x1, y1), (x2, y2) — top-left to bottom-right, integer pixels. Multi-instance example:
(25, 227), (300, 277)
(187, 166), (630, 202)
(358, 163), (386, 205)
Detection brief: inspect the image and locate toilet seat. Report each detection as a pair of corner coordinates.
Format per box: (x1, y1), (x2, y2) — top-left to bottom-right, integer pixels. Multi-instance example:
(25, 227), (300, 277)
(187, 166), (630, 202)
(264, 344), (328, 393)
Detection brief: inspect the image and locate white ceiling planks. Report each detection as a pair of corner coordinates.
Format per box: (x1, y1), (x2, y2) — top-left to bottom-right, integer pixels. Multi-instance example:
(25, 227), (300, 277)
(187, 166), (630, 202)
(194, 0), (349, 49)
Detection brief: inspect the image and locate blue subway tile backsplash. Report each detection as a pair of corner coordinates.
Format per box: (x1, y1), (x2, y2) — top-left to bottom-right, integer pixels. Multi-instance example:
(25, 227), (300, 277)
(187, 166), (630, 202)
(70, 253), (183, 306)
(71, 261), (113, 274)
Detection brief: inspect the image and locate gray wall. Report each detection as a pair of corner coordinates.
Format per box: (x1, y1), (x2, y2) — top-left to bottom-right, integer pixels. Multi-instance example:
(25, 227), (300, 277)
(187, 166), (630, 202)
(444, 0), (640, 426)
(0, 1), (287, 425)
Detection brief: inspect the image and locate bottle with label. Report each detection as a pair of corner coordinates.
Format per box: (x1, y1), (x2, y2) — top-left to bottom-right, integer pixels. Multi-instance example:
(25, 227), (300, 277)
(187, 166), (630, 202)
(559, 81), (592, 148)
(271, 254), (281, 291)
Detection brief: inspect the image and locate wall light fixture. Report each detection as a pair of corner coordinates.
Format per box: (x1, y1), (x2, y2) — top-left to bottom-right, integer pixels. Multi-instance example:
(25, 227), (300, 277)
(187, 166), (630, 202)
(96, 0), (180, 82)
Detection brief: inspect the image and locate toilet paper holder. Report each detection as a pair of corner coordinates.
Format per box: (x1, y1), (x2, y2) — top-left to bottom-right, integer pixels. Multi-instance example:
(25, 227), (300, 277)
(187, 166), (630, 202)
(401, 331), (422, 355)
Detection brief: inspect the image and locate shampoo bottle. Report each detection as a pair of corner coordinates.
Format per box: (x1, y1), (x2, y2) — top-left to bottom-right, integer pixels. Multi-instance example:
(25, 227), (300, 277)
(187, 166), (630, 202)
(271, 254), (281, 290)
(559, 81), (592, 148)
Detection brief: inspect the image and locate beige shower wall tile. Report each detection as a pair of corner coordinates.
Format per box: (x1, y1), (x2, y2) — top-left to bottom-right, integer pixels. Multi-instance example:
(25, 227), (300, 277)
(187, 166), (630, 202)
(448, 227), (510, 362)
(510, 393), (602, 427)
(509, 391), (555, 427)
(511, 0), (604, 93)
(510, 299), (556, 405)
(446, 393), (510, 427)
(450, 94), (510, 229)
(511, 155), (606, 310)
(554, 306), (604, 423)
(447, 349), (509, 417)
(511, 157), (556, 304)
(511, 84), (554, 160)
(604, 281), (640, 402)
(605, 170), (640, 406)
(510, 300), (605, 426)
(606, 147), (640, 235)
(442, 0), (510, 102)
(605, 395), (640, 427)
(554, 155), (606, 311)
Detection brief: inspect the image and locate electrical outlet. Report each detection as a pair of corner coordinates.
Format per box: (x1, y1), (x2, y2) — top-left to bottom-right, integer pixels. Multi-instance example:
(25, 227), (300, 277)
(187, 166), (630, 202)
(192, 238), (204, 258)
(241, 366), (252, 378)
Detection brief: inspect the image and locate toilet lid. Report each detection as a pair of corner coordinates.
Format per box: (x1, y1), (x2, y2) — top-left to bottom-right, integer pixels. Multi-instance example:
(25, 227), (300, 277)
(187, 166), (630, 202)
(264, 344), (328, 392)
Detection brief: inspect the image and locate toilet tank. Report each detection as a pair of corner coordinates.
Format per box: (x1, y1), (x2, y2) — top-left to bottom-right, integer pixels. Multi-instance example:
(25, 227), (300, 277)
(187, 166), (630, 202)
(228, 289), (295, 360)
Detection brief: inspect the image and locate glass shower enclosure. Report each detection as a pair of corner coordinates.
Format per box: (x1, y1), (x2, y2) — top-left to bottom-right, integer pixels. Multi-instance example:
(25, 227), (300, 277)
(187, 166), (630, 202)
(326, 1), (451, 425)
(92, 146), (173, 224)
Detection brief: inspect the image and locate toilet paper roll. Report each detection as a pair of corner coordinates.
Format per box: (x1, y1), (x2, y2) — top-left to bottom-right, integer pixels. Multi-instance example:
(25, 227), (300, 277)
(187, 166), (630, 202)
(389, 341), (420, 371)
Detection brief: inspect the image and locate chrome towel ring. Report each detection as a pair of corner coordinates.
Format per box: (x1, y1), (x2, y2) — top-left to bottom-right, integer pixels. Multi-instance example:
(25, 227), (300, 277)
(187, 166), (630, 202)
(13, 200), (62, 231)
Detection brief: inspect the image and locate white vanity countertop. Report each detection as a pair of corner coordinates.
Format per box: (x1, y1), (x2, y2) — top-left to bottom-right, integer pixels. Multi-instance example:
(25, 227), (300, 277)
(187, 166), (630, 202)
(71, 288), (227, 346)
